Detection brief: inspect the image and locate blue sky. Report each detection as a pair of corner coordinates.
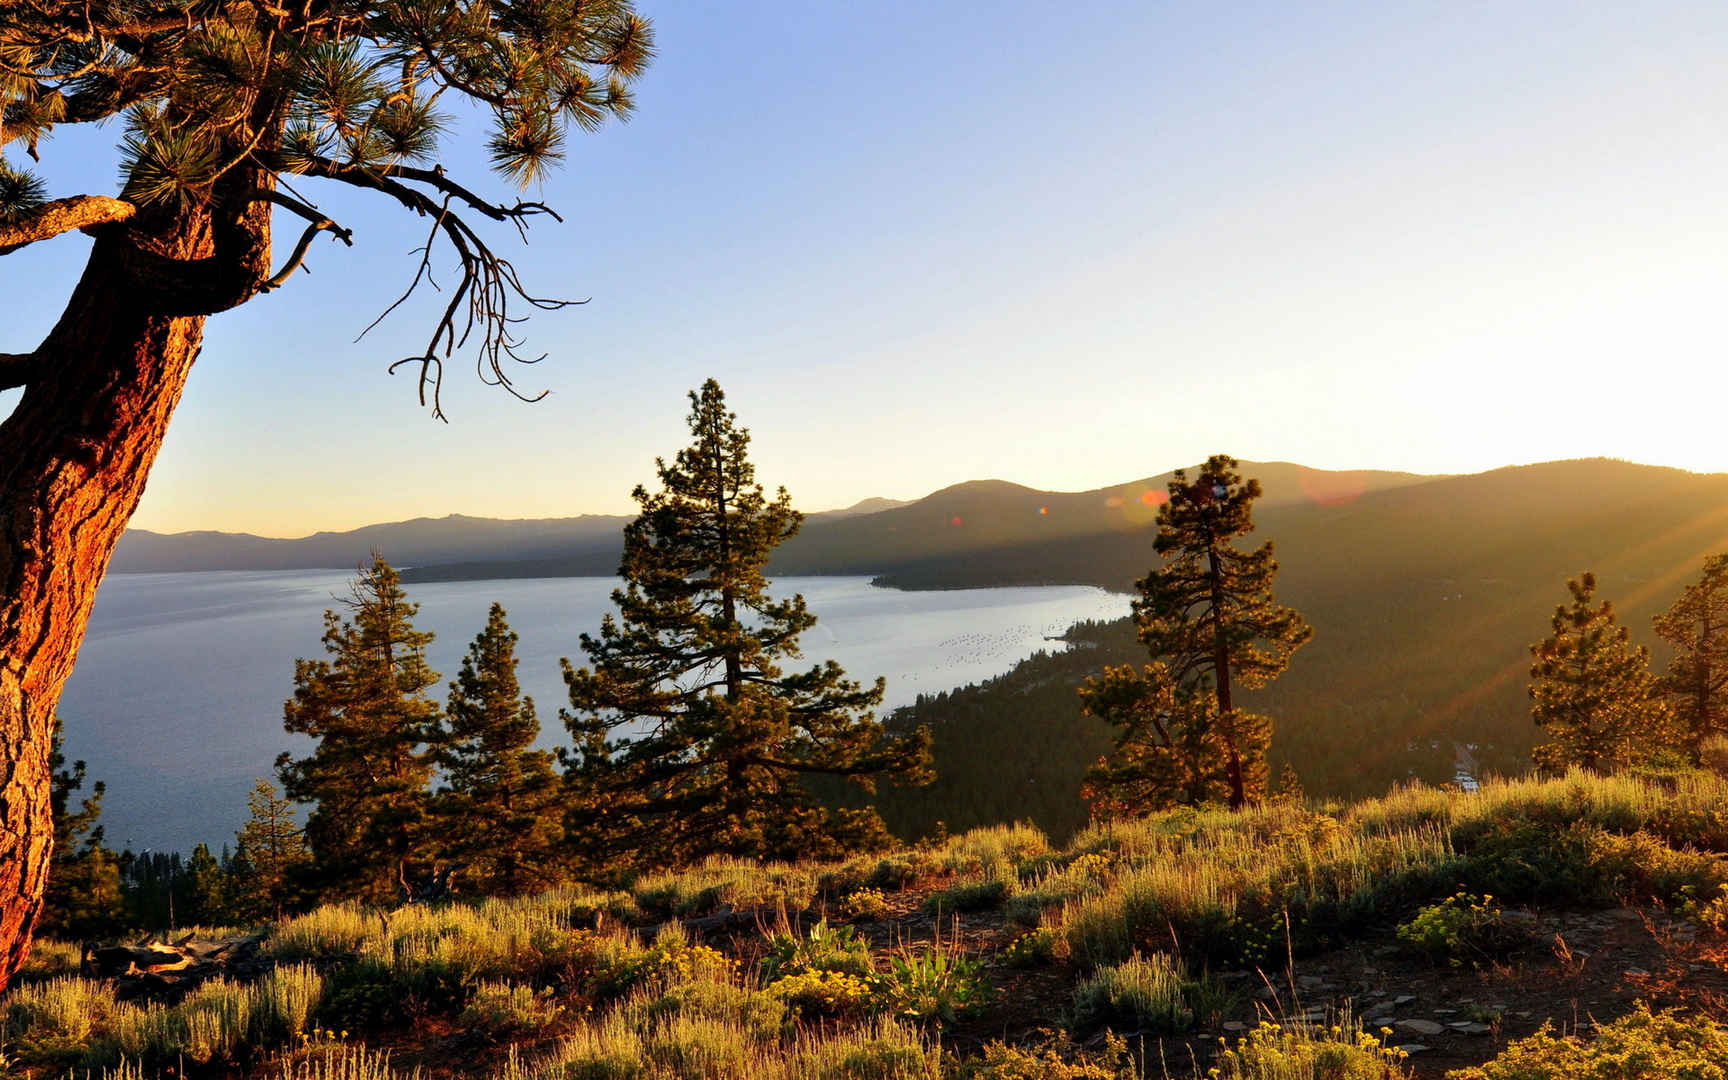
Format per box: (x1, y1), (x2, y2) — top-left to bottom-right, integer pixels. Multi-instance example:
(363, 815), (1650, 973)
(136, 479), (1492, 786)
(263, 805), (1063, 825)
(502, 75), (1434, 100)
(6, 0), (1728, 535)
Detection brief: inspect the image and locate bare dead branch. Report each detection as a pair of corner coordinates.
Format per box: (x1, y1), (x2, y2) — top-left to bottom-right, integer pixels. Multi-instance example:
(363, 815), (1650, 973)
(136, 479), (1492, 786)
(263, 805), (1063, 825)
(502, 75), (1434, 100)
(254, 190), (353, 293)
(0, 195), (136, 254)
(286, 156), (582, 420)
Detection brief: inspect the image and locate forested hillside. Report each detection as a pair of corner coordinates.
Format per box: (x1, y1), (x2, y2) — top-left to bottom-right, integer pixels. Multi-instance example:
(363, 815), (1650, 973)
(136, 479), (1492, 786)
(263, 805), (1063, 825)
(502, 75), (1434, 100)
(864, 460), (1728, 838)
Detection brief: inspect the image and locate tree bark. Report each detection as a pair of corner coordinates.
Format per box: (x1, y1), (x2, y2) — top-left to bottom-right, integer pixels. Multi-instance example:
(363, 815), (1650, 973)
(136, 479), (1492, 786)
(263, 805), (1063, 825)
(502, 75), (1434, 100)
(0, 189), (266, 990)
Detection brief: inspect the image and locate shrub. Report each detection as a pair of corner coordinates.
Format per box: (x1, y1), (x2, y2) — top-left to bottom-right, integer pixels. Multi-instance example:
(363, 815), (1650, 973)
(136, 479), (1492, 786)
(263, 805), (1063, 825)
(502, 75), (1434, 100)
(1069, 952), (1192, 1035)
(1397, 892), (1534, 967)
(924, 878), (1009, 914)
(3, 976), (124, 1067)
(256, 962), (326, 1040)
(320, 958), (403, 1029)
(938, 824), (1051, 875)
(628, 975), (786, 1040)
(1001, 929), (1062, 968)
(459, 981), (566, 1039)
(760, 919), (874, 981)
(16, 938), (82, 982)
(1447, 1003), (1728, 1080)
(1211, 1019), (1412, 1079)
(963, 1033), (1139, 1079)
(842, 887), (892, 922)
(874, 942), (991, 1027)
(868, 855), (926, 891)
(765, 969), (875, 1019)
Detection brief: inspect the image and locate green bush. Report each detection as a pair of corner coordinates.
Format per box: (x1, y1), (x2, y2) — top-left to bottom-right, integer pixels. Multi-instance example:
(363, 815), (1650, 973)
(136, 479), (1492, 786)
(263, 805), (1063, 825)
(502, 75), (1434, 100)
(760, 919), (874, 981)
(1001, 929), (1061, 968)
(1397, 892), (1534, 967)
(764, 968), (875, 1020)
(963, 1033), (1139, 1079)
(1447, 1003), (1728, 1080)
(842, 887), (892, 922)
(458, 981), (565, 1038)
(319, 958), (405, 1029)
(924, 878), (1009, 914)
(874, 943), (991, 1027)
(1069, 952), (1192, 1035)
(1211, 1019), (1412, 1079)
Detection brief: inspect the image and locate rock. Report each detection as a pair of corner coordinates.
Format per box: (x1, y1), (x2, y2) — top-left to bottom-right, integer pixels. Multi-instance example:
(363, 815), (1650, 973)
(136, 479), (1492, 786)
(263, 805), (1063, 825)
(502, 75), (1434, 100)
(1297, 975), (1326, 990)
(84, 934), (267, 1002)
(1611, 908), (1643, 922)
(1397, 1019), (1446, 1036)
(1369, 1016), (1396, 1028)
(1456, 1022), (1493, 1035)
(1397, 1044), (1432, 1054)
(1222, 1021), (1249, 1032)
(1624, 967), (1650, 977)
(1393, 994), (1417, 1006)
(87, 944), (194, 978)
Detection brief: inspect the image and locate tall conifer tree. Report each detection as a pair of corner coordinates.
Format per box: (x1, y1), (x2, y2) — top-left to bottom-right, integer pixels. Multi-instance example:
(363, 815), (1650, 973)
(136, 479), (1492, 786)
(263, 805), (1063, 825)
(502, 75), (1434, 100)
(1082, 455), (1310, 811)
(1653, 554), (1728, 761)
(278, 556), (441, 904)
(233, 778), (309, 921)
(438, 604), (565, 896)
(1529, 572), (1670, 773)
(562, 380), (931, 872)
(39, 723), (124, 939)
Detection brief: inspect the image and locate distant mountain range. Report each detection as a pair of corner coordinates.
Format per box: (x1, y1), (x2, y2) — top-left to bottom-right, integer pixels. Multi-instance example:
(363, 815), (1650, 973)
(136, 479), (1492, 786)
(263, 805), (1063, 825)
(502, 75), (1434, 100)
(108, 496), (912, 575)
(110, 462), (1429, 580)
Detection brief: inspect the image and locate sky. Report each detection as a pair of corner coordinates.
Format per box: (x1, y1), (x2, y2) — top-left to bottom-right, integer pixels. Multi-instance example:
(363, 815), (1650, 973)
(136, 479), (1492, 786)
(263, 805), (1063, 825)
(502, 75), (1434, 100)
(6, 0), (1728, 536)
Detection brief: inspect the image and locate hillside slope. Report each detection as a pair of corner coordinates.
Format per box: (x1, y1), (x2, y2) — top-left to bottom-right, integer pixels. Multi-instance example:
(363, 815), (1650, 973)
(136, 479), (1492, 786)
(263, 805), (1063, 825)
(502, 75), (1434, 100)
(866, 459), (1728, 837)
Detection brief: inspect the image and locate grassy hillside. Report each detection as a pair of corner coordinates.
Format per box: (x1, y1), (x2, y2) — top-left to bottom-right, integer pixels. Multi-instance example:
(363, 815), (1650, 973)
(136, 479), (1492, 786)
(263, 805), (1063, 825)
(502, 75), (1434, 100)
(13, 769), (1728, 1078)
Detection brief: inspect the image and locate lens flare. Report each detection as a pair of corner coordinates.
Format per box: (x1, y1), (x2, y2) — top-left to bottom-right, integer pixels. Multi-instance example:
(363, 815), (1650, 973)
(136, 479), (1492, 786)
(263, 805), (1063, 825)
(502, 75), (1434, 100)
(1140, 489), (1169, 507)
(1299, 472), (1366, 507)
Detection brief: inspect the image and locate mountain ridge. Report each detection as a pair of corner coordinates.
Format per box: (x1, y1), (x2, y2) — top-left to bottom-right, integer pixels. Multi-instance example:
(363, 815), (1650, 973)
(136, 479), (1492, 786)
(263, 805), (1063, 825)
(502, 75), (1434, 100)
(110, 461), (1444, 576)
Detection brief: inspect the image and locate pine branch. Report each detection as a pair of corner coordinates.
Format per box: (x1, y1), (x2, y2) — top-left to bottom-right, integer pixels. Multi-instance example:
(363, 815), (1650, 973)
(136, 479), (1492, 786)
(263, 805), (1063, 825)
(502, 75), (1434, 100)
(252, 189), (352, 293)
(0, 194), (135, 254)
(0, 350), (40, 392)
(286, 153), (576, 419)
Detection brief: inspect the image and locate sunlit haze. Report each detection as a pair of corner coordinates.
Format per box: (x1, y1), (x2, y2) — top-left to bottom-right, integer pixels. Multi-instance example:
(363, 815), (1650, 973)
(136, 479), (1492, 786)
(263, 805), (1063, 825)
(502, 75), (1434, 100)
(7, 1), (1728, 536)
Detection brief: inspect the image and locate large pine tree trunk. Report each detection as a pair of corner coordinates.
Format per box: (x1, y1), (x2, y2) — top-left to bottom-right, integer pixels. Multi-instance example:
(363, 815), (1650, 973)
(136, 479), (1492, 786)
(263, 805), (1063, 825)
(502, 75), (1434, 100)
(0, 201), (246, 990)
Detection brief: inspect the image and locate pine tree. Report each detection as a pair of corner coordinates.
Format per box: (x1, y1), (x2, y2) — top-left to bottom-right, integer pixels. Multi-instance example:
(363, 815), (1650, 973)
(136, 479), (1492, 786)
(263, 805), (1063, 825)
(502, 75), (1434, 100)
(0, 0), (652, 990)
(277, 556), (442, 904)
(1529, 572), (1671, 774)
(562, 380), (932, 872)
(183, 843), (227, 926)
(1653, 554), (1728, 761)
(438, 604), (565, 896)
(1082, 455), (1311, 812)
(233, 778), (309, 921)
(39, 722), (125, 939)
(1079, 664), (1233, 814)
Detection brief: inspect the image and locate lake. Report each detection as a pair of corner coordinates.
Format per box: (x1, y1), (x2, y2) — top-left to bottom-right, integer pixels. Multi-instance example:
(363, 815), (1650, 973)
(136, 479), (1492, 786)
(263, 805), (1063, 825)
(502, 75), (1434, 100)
(57, 572), (1128, 852)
